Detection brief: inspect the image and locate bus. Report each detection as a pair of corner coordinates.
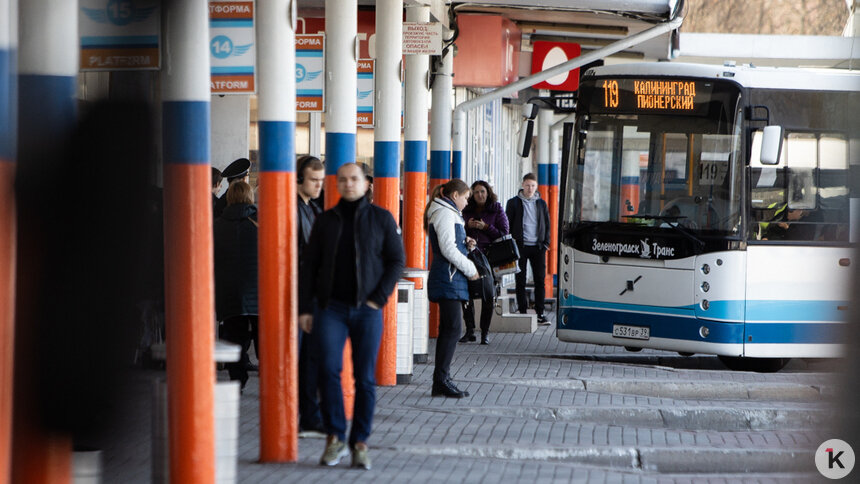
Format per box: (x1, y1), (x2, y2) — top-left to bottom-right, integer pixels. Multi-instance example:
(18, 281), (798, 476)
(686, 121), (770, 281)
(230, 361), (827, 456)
(557, 63), (860, 372)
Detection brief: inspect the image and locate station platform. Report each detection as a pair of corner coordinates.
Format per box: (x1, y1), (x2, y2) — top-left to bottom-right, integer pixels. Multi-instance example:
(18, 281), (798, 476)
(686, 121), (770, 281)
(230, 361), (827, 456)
(98, 312), (838, 484)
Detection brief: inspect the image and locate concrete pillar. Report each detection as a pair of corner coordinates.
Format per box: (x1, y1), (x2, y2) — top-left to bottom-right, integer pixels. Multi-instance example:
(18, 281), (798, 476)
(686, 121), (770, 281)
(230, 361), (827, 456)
(160, 0), (216, 481)
(0, 1), (15, 482)
(536, 108), (553, 299)
(13, 0), (76, 482)
(323, 0), (357, 207)
(210, 94), (250, 170)
(404, 5), (430, 272)
(374, 0), (402, 387)
(256, 0), (298, 462)
(324, 0), (357, 419)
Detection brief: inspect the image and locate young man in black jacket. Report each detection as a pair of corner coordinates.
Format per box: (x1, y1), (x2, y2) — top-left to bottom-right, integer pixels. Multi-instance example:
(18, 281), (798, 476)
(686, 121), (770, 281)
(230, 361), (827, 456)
(296, 155), (325, 436)
(505, 173), (551, 325)
(299, 163), (405, 470)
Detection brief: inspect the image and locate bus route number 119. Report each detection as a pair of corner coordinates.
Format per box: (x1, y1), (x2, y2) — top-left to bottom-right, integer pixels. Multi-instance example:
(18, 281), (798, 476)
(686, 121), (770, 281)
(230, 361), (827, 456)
(603, 80), (619, 108)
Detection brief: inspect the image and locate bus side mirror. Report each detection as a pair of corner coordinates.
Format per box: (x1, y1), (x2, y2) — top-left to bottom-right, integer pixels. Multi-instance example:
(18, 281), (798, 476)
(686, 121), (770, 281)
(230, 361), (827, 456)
(760, 125), (783, 165)
(518, 119), (534, 157)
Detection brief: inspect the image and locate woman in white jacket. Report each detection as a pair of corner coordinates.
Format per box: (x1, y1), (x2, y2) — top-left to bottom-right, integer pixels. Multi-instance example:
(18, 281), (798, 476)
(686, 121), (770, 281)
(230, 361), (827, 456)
(424, 179), (479, 398)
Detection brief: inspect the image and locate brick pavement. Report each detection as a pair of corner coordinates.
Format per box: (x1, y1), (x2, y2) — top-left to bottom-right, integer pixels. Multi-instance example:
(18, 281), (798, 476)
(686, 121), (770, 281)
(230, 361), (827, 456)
(98, 318), (841, 484)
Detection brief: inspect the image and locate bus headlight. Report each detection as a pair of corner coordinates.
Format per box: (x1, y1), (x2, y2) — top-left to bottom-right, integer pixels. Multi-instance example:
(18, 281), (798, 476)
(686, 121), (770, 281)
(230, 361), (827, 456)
(701, 281), (710, 292)
(564, 254), (570, 264)
(563, 272), (569, 282)
(563, 289), (570, 299)
(699, 326), (710, 338)
(701, 299), (710, 310)
(701, 264), (710, 274)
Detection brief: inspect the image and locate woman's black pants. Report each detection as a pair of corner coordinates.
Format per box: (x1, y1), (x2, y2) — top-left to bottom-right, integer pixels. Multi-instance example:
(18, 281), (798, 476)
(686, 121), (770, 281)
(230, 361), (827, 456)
(463, 295), (493, 335)
(433, 299), (463, 385)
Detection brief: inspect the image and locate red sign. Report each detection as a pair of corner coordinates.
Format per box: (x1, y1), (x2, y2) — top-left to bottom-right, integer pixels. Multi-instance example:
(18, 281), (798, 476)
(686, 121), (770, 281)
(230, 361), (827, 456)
(530, 41), (581, 91)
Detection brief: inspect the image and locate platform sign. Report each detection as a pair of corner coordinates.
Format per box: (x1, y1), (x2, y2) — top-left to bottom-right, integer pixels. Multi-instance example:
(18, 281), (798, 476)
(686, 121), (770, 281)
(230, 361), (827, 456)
(209, 1), (255, 94)
(296, 34), (324, 112)
(357, 59), (374, 127)
(79, 0), (160, 70)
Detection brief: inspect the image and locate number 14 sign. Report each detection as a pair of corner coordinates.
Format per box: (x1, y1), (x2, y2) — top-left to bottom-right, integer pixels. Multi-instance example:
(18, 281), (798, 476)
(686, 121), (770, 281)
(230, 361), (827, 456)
(209, 1), (256, 94)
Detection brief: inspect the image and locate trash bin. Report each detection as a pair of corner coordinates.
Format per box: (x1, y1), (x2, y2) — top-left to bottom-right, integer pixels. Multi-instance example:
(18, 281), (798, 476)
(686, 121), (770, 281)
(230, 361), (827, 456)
(402, 268), (429, 364)
(151, 341), (241, 483)
(396, 279), (415, 383)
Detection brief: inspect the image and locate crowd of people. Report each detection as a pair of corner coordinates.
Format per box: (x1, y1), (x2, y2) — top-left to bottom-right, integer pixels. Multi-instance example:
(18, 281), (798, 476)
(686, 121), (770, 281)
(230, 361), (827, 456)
(210, 157), (551, 470)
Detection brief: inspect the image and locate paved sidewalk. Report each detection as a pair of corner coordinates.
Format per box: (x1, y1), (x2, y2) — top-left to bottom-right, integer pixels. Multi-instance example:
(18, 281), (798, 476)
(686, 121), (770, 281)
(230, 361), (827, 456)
(100, 316), (842, 483)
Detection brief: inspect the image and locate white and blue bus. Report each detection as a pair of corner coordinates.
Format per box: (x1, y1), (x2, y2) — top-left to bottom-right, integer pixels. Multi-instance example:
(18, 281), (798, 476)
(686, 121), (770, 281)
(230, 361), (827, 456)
(557, 63), (860, 371)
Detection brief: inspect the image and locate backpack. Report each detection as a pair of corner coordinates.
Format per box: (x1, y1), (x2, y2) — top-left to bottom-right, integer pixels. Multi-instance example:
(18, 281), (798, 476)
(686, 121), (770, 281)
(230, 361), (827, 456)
(467, 249), (495, 301)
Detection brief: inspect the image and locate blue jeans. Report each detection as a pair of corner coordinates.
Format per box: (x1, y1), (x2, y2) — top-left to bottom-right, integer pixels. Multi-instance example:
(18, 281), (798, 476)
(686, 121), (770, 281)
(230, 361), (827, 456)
(314, 300), (383, 445)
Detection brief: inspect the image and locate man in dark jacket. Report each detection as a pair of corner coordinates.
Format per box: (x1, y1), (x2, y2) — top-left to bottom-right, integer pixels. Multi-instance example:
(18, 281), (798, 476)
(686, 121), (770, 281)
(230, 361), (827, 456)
(298, 163), (405, 470)
(505, 173), (551, 324)
(296, 155), (325, 436)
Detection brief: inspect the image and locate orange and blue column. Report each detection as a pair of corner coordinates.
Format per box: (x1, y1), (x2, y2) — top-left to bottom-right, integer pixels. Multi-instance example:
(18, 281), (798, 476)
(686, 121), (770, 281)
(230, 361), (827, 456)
(12, 1), (75, 483)
(620, 151), (640, 219)
(161, 0), (216, 481)
(324, 0), (357, 418)
(374, 0), (403, 387)
(0, 2), (15, 482)
(429, 31), (453, 338)
(537, 109), (554, 298)
(256, 0), (298, 462)
(403, 3), (429, 273)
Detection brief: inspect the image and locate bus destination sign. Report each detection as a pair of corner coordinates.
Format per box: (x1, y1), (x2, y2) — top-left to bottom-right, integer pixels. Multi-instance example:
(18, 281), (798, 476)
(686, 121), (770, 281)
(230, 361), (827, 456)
(596, 78), (712, 115)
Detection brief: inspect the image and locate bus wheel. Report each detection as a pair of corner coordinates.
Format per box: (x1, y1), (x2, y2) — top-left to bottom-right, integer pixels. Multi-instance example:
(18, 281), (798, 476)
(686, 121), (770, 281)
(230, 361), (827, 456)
(718, 356), (789, 373)
(624, 346), (643, 352)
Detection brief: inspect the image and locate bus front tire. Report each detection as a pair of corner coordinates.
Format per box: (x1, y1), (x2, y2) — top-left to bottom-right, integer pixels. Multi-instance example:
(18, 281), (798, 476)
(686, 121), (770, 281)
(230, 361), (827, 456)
(718, 356), (789, 373)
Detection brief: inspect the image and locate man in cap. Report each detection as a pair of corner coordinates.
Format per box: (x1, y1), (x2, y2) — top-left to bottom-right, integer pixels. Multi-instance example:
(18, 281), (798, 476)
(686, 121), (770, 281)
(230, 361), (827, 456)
(214, 157), (251, 218)
(211, 166), (224, 218)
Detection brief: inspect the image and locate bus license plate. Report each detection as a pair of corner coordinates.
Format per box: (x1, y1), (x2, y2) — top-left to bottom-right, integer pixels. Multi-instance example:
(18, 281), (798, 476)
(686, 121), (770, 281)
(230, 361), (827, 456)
(612, 324), (650, 340)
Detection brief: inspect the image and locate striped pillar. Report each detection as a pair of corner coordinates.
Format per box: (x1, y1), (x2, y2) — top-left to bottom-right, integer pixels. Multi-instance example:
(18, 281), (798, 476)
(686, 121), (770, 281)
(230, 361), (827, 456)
(374, 0), (402, 387)
(161, 0), (215, 481)
(403, 4), (429, 272)
(257, 0), (297, 462)
(324, 0), (357, 418)
(536, 109), (553, 299)
(323, 0), (356, 209)
(0, 1), (15, 483)
(548, 121), (561, 286)
(13, 1), (75, 483)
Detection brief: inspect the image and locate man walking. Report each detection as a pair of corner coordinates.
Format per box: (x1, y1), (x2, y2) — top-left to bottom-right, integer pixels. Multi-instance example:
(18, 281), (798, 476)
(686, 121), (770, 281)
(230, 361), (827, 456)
(299, 163), (405, 470)
(505, 173), (551, 325)
(296, 155), (325, 436)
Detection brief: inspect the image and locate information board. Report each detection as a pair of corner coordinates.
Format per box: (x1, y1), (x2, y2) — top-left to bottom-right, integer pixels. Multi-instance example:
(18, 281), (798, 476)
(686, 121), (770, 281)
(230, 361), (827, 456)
(402, 22), (442, 55)
(357, 59), (374, 127)
(209, 1), (256, 94)
(79, 0), (160, 70)
(296, 34), (324, 112)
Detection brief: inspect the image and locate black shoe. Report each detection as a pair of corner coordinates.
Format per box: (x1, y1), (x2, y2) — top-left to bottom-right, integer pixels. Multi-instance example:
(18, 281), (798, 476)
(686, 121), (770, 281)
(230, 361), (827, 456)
(480, 334), (490, 345)
(244, 362), (259, 372)
(447, 380), (470, 397)
(431, 380), (466, 398)
(458, 333), (476, 343)
(537, 315), (550, 325)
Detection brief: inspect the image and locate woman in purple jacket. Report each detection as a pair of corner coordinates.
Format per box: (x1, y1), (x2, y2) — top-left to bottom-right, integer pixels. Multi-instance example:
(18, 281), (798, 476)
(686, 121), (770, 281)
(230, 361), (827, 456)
(460, 180), (510, 344)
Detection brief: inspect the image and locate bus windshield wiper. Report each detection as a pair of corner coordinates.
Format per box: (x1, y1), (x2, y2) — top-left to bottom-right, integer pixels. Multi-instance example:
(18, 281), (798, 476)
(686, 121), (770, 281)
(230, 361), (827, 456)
(622, 214), (706, 251)
(622, 214), (684, 222)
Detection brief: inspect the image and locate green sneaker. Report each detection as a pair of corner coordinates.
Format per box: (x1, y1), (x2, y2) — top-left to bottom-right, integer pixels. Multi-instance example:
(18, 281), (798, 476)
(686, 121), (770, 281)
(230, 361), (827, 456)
(319, 437), (349, 466)
(351, 443), (371, 470)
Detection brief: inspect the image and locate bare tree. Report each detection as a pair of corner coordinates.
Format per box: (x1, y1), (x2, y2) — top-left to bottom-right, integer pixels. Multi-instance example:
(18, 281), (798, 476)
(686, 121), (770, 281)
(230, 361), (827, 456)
(683, 0), (848, 35)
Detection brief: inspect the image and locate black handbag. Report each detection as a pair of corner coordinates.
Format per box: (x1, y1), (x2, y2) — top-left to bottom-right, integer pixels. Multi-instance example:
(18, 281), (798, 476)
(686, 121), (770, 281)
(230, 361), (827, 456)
(467, 249), (495, 301)
(485, 234), (520, 267)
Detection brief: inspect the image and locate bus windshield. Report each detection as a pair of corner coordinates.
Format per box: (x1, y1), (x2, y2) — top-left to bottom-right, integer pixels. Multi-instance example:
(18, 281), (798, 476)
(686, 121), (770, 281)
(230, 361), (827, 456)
(566, 78), (743, 238)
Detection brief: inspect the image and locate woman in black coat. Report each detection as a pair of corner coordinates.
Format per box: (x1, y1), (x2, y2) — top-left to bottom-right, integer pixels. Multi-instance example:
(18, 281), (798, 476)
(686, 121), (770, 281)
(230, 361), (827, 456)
(213, 181), (258, 389)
